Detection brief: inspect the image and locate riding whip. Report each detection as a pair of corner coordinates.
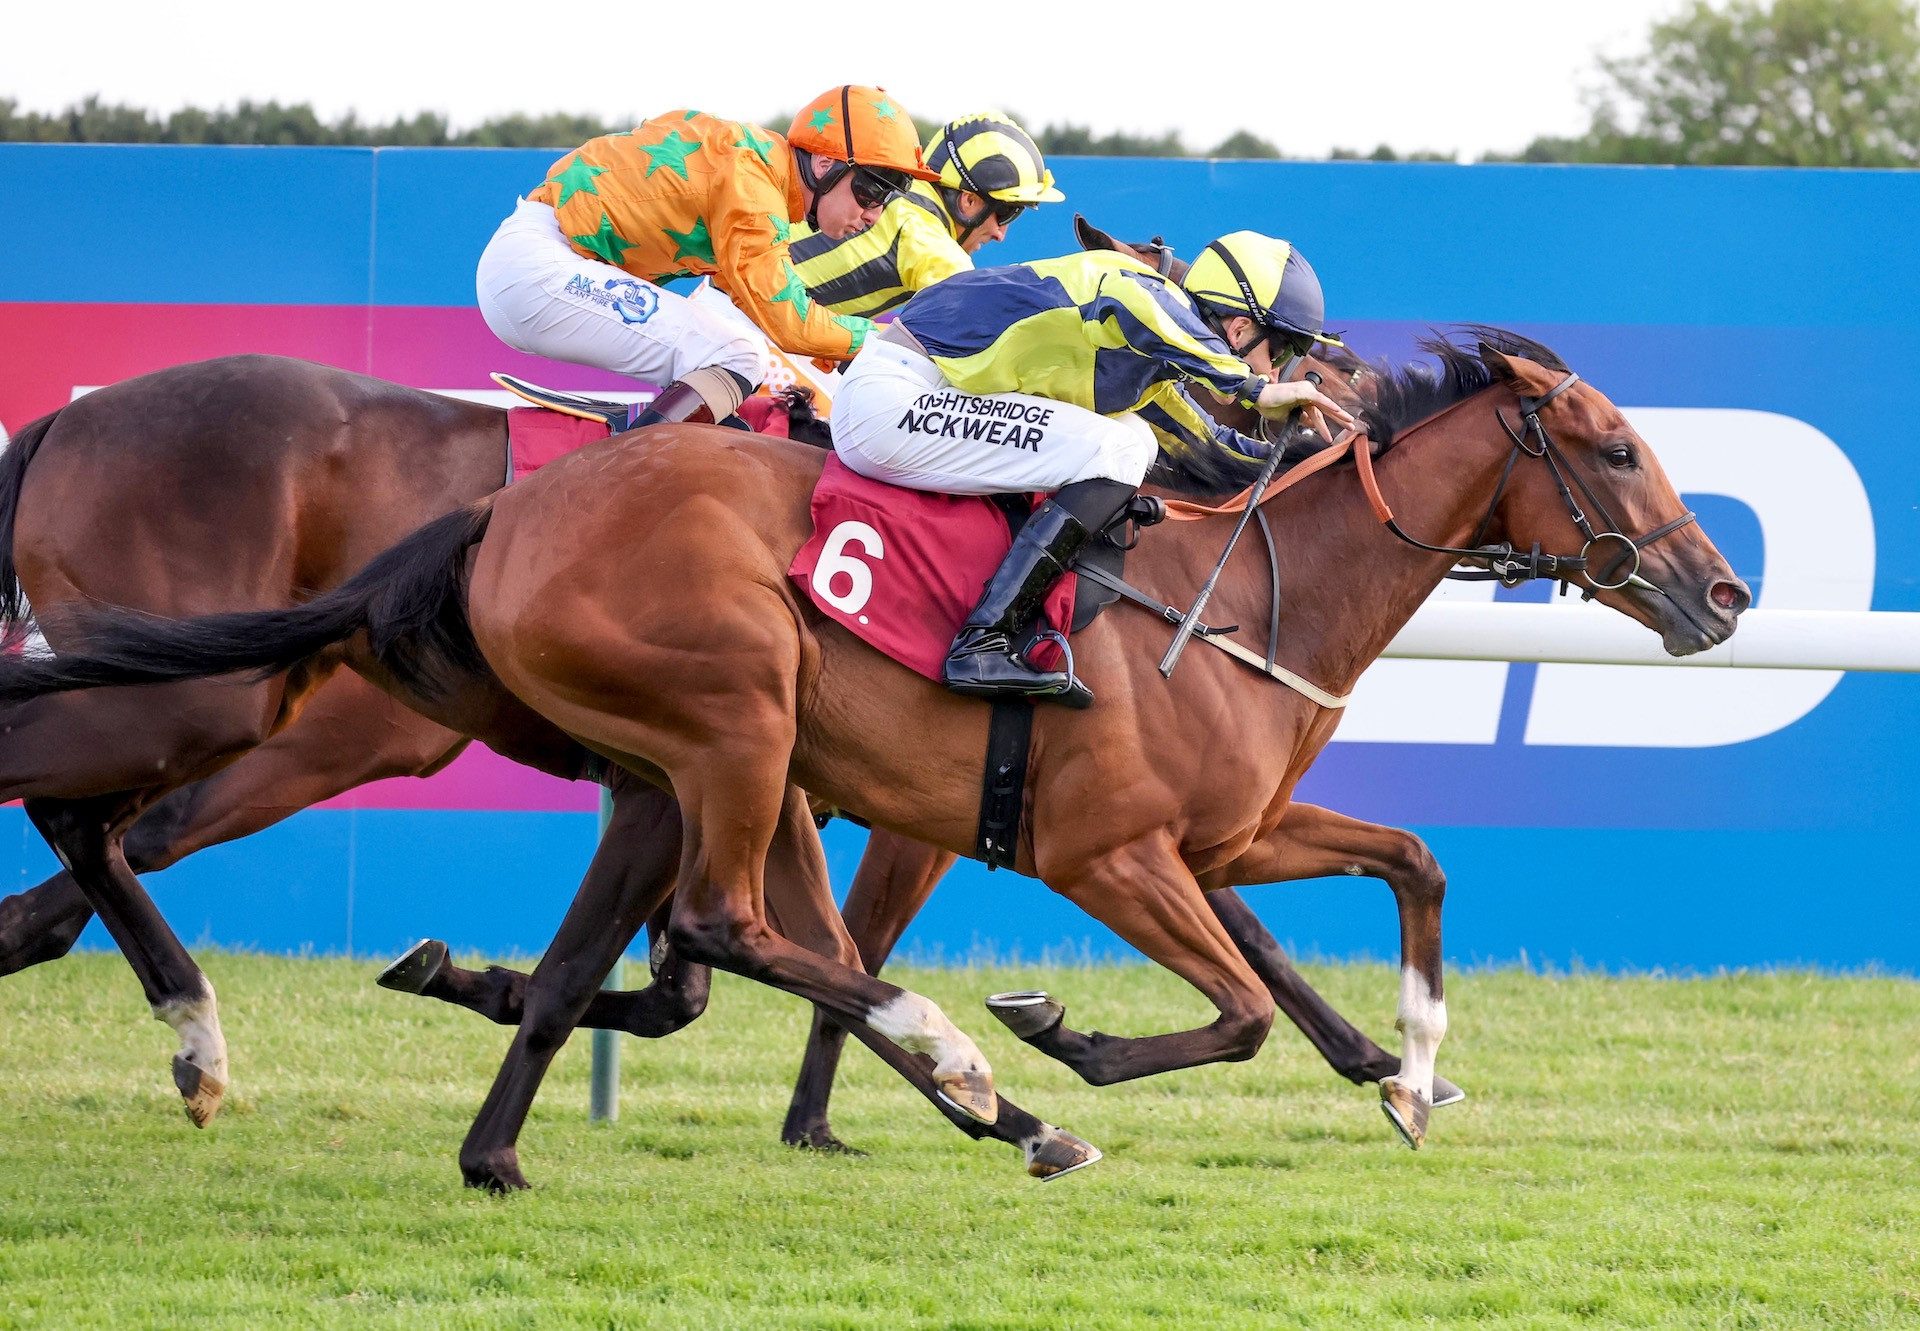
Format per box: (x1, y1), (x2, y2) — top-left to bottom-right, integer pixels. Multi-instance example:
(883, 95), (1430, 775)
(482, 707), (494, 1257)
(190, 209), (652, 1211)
(1158, 432), (1295, 678)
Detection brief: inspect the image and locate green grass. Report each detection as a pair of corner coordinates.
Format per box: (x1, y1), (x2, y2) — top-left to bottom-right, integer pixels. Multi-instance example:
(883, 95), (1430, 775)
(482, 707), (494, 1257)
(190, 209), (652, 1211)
(1, 954), (1916, 1329)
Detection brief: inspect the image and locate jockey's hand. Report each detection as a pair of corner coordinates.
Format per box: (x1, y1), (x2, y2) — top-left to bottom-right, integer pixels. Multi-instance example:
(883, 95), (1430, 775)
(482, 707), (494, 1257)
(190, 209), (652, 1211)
(1254, 379), (1357, 433)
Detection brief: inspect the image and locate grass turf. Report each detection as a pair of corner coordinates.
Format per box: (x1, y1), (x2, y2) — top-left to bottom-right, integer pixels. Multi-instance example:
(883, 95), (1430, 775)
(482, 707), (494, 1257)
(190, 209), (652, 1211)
(0, 953), (1916, 1329)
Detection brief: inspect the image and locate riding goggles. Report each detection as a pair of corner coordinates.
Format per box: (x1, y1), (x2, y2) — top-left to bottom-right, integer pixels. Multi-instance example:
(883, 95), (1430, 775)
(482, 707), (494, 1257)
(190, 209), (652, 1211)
(850, 165), (911, 209)
(1269, 328), (1322, 362)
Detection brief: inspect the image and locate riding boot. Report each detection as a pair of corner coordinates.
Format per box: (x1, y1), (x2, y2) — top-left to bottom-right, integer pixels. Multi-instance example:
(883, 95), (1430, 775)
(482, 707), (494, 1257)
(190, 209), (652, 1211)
(622, 381), (717, 430)
(943, 479), (1135, 708)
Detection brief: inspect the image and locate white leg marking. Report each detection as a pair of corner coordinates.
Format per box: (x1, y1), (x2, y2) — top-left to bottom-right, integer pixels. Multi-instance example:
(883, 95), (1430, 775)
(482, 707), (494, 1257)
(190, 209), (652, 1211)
(1394, 967), (1447, 1103)
(154, 986), (229, 1087)
(867, 992), (991, 1082)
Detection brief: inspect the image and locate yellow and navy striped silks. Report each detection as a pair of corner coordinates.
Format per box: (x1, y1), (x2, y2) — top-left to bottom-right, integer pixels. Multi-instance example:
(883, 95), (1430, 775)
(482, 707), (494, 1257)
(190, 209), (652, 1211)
(789, 182), (970, 318)
(897, 251), (1272, 466)
(926, 114), (1064, 204)
(526, 111), (873, 360)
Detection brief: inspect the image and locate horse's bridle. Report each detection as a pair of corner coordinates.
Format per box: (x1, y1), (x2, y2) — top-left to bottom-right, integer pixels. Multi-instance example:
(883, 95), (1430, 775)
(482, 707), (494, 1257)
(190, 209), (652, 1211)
(1358, 370), (1698, 597)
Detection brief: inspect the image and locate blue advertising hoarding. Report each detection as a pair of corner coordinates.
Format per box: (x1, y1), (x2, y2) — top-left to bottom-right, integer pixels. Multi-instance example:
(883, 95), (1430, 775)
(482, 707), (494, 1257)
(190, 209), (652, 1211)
(1, 143), (1914, 970)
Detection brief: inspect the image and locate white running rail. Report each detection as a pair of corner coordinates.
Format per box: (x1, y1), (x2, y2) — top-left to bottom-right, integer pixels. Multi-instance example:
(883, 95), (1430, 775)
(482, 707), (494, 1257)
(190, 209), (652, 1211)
(1383, 605), (1920, 672)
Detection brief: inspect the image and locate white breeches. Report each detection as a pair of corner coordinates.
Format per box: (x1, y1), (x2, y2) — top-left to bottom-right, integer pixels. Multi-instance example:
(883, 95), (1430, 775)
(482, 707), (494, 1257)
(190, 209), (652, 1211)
(475, 199), (769, 387)
(832, 338), (1157, 495)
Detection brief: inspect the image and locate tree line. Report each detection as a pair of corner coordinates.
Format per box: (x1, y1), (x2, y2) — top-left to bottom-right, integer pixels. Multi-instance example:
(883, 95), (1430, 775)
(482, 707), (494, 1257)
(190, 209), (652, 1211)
(0, 96), (1451, 160)
(7, 1), (1917, 166)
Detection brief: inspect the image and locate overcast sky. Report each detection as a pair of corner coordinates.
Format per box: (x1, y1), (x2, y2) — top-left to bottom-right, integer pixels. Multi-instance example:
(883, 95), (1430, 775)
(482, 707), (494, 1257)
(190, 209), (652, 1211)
(5, 0), (1683, 159)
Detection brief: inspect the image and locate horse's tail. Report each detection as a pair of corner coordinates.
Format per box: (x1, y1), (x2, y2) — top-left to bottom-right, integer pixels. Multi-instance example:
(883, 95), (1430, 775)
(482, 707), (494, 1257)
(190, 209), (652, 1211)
(0, 409), (61, 640)
(0, 499), (495, 705)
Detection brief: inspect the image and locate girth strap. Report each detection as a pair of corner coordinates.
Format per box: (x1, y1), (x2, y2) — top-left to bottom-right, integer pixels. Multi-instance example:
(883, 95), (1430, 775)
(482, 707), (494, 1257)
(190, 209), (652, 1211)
(975, 699), (1035, 870)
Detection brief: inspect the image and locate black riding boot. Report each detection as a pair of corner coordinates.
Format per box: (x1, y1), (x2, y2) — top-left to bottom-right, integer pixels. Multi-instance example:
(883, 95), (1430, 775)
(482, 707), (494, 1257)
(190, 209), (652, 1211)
(943, 479), (1135, 708)
(623, 380), (717, 430)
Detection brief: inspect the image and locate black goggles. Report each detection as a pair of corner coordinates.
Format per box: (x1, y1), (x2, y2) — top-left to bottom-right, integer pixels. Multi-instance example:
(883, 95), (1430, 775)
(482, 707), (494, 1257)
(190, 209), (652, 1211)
(1268, 328), (1321, 362)
(850, 165), (911, 209)
(982, 198), (1027, 225)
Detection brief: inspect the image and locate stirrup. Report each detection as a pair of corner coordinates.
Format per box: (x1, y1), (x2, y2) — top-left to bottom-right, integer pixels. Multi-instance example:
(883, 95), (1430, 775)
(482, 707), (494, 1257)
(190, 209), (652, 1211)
(1027, 630), (1093, 709)
(490, 372), (630, 430)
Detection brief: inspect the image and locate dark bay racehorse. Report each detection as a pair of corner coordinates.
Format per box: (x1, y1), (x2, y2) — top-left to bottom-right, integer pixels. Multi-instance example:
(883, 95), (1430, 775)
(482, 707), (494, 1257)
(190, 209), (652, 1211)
(0, 318), (1419, 1182)
(0, 360), (1113, 1183)
(0, 332), (1748, 1173)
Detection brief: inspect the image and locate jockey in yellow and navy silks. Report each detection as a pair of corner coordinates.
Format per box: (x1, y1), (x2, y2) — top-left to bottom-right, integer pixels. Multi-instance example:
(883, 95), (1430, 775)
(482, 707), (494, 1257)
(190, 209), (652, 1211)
(476, 85), (939, 430)
(832, 233), (1355, 706)
(790, 113), (1064, 318)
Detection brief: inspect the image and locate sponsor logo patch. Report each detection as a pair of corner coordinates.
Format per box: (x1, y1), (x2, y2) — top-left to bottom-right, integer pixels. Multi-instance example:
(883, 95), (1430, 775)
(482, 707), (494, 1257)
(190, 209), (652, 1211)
(896, 390), (1053, 452)
(563, 273), (661, 325)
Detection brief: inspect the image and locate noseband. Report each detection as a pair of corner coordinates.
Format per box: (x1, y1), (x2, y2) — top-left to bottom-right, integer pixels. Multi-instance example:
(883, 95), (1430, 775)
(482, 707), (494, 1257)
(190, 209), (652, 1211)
(1357, 371), (1697, 596)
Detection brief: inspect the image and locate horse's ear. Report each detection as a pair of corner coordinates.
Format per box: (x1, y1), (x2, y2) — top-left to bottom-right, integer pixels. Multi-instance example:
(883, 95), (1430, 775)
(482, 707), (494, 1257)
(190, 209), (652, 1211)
(1478, 341), (1562, 396)
(1478, 341), (1515, 381)
(1074, 214), (1116, 252)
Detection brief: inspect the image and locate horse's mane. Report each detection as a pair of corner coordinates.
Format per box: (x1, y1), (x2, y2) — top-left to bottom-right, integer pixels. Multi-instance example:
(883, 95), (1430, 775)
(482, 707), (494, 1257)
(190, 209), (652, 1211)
(1148, 325), (1568, 497)
(1358, 326), (1568, 447)
(1147, 421), (1326, 496)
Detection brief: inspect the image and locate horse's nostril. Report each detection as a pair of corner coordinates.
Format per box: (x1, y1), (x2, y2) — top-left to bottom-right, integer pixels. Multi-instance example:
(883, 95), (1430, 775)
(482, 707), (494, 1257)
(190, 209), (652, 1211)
(1710, 580), (1750, 614)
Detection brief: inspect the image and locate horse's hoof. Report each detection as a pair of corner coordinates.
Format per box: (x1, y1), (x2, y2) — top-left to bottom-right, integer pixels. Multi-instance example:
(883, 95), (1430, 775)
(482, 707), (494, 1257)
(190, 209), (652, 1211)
(986, 990), (1065, 1041)
(461, 1148), (530, 1194)
(1025, 1129), (1102, 1182)
(171, 1053), (226, 1128)
(783, 1125), (867, 1157)
(1432, 1074), (1467, 1109)
(933, 1069), (999, 1126)
(376, 938), (448, 994)
(1379, 1075), (1431, 1150)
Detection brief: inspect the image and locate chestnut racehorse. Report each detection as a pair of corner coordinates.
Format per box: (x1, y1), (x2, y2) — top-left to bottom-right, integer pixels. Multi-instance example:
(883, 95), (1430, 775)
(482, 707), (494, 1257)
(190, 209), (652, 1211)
(0, 331), (1748, 1174)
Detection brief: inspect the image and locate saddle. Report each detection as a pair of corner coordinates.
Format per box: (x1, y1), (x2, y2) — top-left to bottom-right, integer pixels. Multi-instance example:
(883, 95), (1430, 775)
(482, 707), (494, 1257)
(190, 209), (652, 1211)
(492, 372), (823, 444)
(491, 372), (632, 432)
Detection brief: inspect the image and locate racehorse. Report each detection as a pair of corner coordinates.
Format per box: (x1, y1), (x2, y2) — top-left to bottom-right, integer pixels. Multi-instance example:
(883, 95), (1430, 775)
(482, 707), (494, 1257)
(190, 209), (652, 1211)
(0, 329), (1748, 1174)
(0, 250), (1427, 1184)
(0, 358), (1123, 1183)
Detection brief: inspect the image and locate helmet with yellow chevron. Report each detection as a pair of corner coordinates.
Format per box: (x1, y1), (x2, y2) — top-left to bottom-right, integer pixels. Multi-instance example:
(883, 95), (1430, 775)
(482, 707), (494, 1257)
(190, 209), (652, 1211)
(788, 85), (940, 232)
(1182, 231), (1343, 362)
(924, 112), (1064, 242)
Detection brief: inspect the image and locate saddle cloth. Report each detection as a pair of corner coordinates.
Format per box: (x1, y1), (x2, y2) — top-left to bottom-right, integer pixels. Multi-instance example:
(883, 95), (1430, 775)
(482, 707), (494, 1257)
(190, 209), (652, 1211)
(789, 455), (1076, 681)
(503, 396), (795, 486)
(505, 407), (607, 484)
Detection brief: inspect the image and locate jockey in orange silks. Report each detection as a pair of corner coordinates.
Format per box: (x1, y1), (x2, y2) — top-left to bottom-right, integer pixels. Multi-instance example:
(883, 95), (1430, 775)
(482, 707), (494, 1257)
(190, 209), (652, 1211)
(477, 86), (937, 429)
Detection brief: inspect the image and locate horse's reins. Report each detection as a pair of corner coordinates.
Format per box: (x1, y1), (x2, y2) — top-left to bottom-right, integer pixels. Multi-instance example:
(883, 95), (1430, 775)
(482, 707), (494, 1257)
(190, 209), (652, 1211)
(1107, 369), (1698, 706)
(1353, 371), (1696, 599)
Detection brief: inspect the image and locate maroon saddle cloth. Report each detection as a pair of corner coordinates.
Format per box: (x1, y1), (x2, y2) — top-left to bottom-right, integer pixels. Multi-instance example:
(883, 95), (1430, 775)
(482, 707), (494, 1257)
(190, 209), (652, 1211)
(788, 455), (1075, 680)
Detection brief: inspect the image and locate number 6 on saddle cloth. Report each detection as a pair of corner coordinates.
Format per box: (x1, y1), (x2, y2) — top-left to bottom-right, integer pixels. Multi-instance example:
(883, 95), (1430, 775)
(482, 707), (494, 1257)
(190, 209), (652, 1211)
(789, 455), (1174, 686)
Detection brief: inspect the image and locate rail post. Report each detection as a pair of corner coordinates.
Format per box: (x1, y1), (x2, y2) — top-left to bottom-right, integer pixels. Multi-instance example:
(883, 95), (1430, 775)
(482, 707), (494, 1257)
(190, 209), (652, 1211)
(588, 785), (621, 1123)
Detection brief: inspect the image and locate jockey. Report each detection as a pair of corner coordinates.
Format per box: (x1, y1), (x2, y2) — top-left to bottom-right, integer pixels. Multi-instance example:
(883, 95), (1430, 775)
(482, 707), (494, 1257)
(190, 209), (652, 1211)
(832, 233), (1356, 707)
(789, 112), (1063, 317)
(476, 86), (938, 429)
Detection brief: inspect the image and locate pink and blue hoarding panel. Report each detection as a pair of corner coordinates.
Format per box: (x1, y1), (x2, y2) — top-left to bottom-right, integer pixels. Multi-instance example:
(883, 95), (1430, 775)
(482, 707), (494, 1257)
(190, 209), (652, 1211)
(2, 144), (1917, 968)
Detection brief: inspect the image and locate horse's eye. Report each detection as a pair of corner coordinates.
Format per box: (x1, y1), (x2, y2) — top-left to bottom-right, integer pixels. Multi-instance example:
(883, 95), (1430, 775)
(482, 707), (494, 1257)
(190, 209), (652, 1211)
(1604, 444), (1637, 469)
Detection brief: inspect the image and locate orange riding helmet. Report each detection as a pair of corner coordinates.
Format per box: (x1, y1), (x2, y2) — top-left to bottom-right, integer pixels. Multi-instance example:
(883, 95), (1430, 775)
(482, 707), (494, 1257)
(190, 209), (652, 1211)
(788, 85), (939, 224)
(789, 85), (940, 179)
